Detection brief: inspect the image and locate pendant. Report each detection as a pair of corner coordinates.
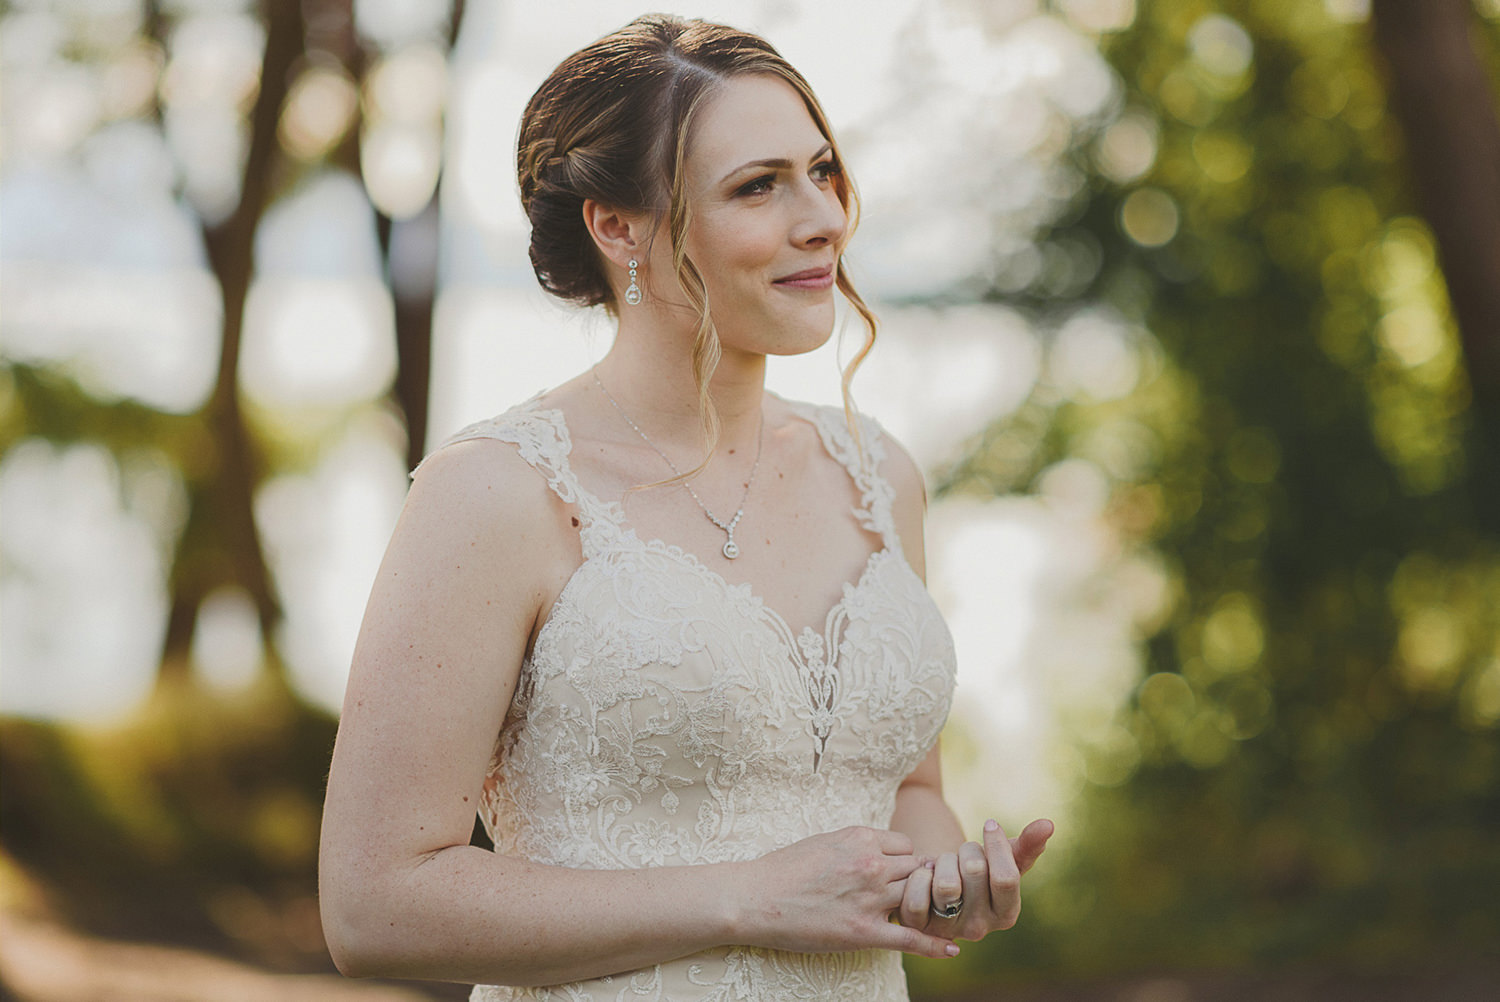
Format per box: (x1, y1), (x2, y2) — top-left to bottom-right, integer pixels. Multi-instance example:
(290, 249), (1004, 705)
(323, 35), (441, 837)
(722, 538), (740, 559)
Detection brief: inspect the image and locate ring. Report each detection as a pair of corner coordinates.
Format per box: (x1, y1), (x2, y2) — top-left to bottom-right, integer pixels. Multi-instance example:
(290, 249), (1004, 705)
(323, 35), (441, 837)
(931, 898), (963, 920)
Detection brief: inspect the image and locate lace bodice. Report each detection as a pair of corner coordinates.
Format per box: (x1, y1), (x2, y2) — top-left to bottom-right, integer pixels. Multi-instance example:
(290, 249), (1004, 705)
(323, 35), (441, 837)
(413, 394), (957, 1002)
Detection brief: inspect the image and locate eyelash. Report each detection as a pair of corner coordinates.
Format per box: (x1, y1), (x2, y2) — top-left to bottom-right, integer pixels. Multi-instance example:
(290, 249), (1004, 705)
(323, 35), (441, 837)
(737, 159), (843, 197)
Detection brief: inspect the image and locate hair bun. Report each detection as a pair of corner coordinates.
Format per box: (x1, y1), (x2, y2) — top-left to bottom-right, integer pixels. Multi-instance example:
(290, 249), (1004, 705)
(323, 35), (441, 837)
(515, 14), (841, 314)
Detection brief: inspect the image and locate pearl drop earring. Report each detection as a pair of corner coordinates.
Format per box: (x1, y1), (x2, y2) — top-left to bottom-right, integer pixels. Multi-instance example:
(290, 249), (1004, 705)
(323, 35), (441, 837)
(624, 258), (642, 306)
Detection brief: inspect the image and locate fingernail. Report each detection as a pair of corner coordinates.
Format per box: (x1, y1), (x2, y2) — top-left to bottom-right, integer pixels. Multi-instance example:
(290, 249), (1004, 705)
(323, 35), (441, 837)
(925, 859), (935, 869)
(945, 944), (961, 957)
(984, 819), (999, 832)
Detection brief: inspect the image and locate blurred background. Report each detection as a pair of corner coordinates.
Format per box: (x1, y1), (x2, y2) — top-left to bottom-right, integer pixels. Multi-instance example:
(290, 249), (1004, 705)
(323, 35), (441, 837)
(2, 0), (1499, 999)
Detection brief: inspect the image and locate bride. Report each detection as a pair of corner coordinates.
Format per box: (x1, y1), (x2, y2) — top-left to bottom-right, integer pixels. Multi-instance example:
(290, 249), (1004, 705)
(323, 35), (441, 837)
(319, 13), (1053, 1000)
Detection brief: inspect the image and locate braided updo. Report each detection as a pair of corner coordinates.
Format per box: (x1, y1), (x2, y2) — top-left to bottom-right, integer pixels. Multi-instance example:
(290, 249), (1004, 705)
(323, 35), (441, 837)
(517, 14), (880, 449)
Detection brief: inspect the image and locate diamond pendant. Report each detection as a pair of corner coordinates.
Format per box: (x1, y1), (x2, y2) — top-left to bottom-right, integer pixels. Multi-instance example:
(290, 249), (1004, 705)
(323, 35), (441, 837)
(722, 538), (740, 559)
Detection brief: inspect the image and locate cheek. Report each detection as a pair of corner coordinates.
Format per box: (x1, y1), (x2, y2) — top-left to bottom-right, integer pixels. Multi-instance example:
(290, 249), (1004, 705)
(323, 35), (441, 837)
(690, 219), (780, 292)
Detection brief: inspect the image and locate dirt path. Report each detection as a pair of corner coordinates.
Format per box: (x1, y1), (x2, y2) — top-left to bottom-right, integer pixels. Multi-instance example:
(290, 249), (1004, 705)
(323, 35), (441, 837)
(0, 911), (465, 1002)
(3, 908), (1496, 1002)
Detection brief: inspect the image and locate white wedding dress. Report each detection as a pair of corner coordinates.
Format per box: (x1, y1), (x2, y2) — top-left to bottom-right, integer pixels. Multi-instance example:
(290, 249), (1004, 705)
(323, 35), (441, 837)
(415, 394), (958, 1002)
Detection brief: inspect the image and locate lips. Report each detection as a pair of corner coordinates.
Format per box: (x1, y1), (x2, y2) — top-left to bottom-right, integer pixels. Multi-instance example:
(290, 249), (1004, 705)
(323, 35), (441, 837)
(773, 265), (834, 284)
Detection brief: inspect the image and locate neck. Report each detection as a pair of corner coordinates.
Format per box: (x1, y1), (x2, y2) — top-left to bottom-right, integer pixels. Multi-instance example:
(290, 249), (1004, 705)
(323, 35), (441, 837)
(594, 316), (767, 449)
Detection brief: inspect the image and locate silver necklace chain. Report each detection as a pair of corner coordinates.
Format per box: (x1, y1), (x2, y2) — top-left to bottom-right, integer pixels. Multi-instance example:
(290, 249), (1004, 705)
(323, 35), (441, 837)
(591, 368), (764, 560)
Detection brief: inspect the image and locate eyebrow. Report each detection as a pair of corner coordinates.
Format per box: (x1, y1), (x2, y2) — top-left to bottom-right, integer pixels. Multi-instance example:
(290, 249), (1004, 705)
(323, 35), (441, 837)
(719, 142), (834, 185)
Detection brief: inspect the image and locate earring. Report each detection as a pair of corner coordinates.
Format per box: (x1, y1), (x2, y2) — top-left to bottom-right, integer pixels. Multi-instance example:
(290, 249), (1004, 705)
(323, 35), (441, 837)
(624, 258), (642, 306)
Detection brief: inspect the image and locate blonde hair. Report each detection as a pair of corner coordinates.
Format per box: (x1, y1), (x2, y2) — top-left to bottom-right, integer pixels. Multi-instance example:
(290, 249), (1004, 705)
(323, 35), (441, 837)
(517, 14), (878, 465)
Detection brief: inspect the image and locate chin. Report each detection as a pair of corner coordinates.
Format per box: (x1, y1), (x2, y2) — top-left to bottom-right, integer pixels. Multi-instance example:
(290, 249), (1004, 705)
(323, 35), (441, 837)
(776, 300), (839, 354)
(747, 307), (836, 357)
(766, 324), (836, 357)
(717, 301), (837, 357)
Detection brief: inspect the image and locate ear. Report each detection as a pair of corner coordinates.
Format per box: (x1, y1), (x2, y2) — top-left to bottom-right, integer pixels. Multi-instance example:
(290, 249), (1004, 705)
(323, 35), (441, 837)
(581, 199), (652, 269)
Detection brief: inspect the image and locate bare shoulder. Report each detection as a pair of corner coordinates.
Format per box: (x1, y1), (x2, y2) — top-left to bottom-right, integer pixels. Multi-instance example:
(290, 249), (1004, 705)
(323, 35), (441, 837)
(406, 434), (569, 543)
(402, 432), (583, 624)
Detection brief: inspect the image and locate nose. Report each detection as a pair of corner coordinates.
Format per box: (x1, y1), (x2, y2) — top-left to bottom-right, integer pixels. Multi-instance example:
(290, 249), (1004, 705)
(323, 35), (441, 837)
(791, 177), (848, 249)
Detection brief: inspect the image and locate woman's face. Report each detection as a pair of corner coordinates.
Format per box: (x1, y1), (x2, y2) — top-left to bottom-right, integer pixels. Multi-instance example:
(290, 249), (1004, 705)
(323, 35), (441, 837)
(652, 72), (849, 358)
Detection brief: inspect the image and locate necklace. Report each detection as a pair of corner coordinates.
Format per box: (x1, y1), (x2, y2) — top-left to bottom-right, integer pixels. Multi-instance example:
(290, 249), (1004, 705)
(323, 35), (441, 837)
(592, 368), (764, 560)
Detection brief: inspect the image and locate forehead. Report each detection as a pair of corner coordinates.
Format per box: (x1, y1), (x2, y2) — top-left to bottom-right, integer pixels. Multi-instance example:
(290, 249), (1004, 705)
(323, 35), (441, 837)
(687, 73), (827, 175)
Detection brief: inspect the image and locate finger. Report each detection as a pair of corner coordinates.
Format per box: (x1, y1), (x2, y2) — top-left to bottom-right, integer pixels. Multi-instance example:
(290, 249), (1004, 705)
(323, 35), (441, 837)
(899, 860), (934, 929)
(958, 840), (989, 922)
(882, 875), (913, 911)
(1010, 818), (1055, 874)
(931, 852), (962, 913)
(983, 820), (1022, 927)
(874, 828), (915, 856)
(871, 920), (961, 960)
(881, 852), (923, 883)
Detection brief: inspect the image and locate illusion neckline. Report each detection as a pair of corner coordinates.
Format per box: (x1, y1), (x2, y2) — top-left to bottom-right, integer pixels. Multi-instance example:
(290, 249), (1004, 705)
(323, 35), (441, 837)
(519, 396), (906, 657)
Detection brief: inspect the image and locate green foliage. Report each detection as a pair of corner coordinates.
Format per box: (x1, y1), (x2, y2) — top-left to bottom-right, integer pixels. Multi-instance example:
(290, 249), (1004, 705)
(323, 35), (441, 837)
(6, 2), (1500, 991)
(1, 363), (207, 462)
(931, 0), (1500, 982)
(0, 680), (338, 968)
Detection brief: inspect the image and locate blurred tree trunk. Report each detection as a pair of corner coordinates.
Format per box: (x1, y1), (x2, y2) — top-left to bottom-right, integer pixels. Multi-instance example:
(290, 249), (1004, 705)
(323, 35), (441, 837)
(323, 1), (466, 473)
(1370, 0), (1500, 533)
(392, 0), (467, 472)
(154, 0), (468, 689)
(157, 0), (305, 687)
(388, 205), (439, 472)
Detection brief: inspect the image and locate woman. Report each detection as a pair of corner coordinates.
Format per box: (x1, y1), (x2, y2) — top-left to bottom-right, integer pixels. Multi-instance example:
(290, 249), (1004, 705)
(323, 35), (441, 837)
(319, 14), (1053, 1000)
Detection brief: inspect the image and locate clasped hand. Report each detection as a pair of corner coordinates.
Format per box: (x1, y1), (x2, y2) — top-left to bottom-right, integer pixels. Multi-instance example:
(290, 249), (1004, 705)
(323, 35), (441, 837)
(744, 819), (1053, 959)
(897, 818), (1055, 942)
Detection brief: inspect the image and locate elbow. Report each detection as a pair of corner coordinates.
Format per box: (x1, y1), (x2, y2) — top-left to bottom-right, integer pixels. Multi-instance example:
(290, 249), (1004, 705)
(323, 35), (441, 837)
(319, 842), (416, 979)
(323, 920), (369, 979)
(319, 881), (401, 980)
(323, 914), (412, 980)
(330, 951), (380, 981)
(327, 943), (367, 980)
(321, 901), (377, 979)
(319, 839), (465, 980)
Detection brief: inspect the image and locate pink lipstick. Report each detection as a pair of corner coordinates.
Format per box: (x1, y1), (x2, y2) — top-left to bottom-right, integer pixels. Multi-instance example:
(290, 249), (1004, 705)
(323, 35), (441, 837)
(773, 266), (834, 289)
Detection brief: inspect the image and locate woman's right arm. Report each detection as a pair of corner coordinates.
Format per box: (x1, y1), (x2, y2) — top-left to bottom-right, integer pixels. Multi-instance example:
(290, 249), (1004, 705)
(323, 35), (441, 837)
(317, 440), (958, 987)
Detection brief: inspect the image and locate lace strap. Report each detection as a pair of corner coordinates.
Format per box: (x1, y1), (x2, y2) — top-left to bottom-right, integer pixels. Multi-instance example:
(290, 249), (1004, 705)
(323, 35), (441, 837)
(794, 402), (902, 554)
(410, 395), (623, 557)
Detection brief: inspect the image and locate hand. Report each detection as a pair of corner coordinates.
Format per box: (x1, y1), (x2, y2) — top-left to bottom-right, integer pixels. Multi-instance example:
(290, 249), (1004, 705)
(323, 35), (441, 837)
(897, 818), (1054, 941)
(735, 826), (961, 959)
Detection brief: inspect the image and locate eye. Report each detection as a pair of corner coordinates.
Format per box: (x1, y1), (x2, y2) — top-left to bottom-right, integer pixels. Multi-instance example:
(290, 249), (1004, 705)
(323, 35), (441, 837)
(737, 174), (775, 197)
(812, 158), (843, 183)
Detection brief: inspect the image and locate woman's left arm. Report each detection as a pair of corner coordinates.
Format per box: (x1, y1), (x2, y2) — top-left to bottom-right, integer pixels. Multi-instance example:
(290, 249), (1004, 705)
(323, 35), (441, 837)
(890, 745), (963, 860)
(883, 432), (1056, 941)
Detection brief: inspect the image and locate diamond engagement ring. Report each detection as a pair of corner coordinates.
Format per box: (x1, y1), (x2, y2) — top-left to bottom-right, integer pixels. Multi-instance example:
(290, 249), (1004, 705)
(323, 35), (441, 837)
(931, 899), (963, 920)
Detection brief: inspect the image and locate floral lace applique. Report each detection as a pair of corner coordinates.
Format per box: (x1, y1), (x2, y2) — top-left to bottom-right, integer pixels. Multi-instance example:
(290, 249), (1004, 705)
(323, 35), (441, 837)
(417, 396), (957, 1002)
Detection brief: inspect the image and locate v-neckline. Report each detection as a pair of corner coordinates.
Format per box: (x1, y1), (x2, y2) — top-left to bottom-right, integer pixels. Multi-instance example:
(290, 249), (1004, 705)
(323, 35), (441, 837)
(525, 398), (899, 654)
(615, 525), (896, 646)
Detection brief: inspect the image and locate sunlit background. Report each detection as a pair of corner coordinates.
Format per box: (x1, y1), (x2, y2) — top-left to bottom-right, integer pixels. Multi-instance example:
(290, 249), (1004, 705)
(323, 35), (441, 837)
(3, 0), (1500, 999)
